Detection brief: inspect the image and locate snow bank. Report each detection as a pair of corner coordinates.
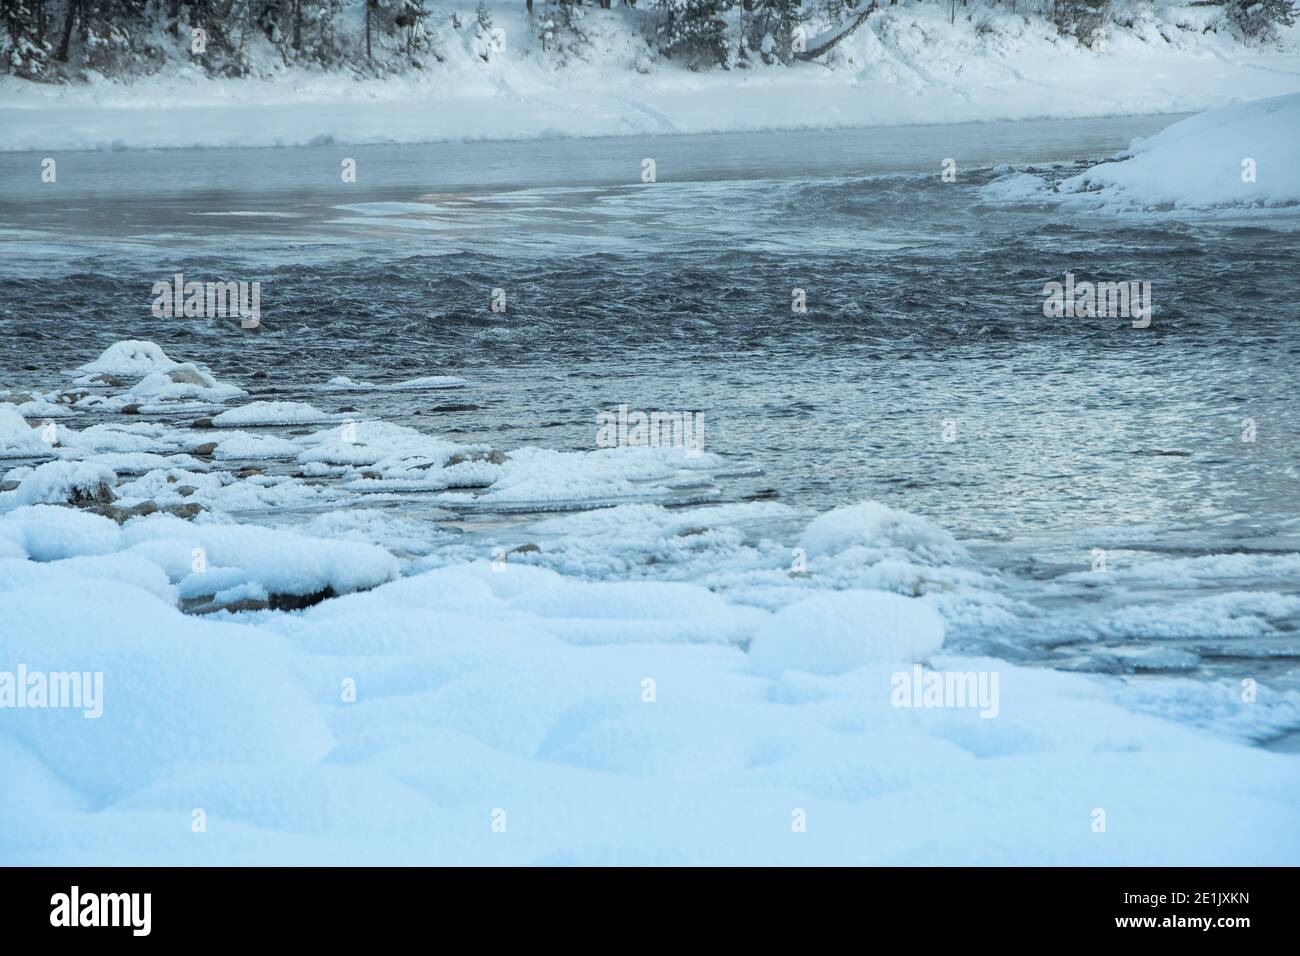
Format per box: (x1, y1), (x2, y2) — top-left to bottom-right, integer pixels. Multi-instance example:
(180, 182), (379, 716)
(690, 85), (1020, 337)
(0, 566), (333, 802)
(1, 530), (1296, 864)
(3, 7), (1299, 151)
(1059, 93), (1300, 209)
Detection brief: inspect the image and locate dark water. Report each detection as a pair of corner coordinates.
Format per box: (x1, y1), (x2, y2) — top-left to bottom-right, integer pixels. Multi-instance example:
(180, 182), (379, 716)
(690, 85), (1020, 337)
(3, 116), (1299, 539)
(3, 118), (1300, 712)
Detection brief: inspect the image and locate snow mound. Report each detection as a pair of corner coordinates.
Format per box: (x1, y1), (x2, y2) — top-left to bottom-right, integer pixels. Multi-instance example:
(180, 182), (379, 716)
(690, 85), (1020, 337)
(120, 515), (400, 603)
(127, 363), (246, 403)
(73, 340), (179, 378)
(1059, 93), (1300, 210)
(801, 501), (967, 565)
(0, 569), (333, 801)
(0, 505), (123, 560)
(1, 460), (116, 510)
(748, 590), (945, 676)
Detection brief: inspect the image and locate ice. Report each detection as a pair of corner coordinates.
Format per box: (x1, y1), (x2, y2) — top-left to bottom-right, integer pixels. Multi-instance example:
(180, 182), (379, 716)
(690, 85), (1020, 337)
(210, 431), (301, 460)
(462, 445), (724, 510)
(324, 374), (469, 391)
(211, 401), (338, 427)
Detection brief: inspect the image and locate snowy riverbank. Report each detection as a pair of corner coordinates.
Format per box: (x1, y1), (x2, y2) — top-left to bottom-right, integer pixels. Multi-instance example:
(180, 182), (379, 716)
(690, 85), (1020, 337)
(3, 5), (1300, 151)
(3, 335), (1300, 864)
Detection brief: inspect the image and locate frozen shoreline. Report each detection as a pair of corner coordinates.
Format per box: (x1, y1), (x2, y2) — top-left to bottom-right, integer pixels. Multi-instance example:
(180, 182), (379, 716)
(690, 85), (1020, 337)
(3, 6), (1299, 152)
(3, 338), (1300, 864)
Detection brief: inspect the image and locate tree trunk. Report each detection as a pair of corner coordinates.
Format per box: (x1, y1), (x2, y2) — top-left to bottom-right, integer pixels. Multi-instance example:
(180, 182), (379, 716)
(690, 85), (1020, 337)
(366, 0), (373, 60)
(55, 0), (78, 61)
(293, 0), (302, 50)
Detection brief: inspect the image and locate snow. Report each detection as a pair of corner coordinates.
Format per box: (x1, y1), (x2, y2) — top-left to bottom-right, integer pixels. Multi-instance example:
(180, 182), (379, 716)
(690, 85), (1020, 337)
(0, 459), (115, 510)
(324, 374), (469, 391)
(71, 340), (180, 379)
(0, 403), (53, 459)
(979, 92), (1300, 212)
(1, 407), (1297, 862)
(748, 590), (946, 676)
(3, 7), (1299, 152)
(119, 515), (401, 603)
(126, 364), (247, 404)
(1058, 92), (1300, 209)
(210, 401), (338, 426)
(1, 535), (1297, 863)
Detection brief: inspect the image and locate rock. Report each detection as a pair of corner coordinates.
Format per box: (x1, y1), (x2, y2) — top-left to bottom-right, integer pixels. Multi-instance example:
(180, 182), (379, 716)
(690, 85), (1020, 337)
(69, 481), (116, 507)
(176, 485), (197, 497)
(251, 371), (268, 380)
(2, 393), (37, 405)
(192, 418), (215, 429)
(359, 470), (382, 480)
(509, 543), (541, 555)
(120, 403), (142, 415)
(336, 406), (357, 413)
(167, 367), (210, 386)
(163, 503), (203, 520)
(190, 442), (217, 457)
(235, 467), (262, 479)
(90, 374), (127, 387)
(56, 390), (89, 405)
(429, 403), (481, 413)
(446, 449), (507, 467)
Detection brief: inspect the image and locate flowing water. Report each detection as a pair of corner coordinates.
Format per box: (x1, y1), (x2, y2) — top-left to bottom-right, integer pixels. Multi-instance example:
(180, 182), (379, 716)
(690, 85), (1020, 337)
(3, 116), (1299, 740)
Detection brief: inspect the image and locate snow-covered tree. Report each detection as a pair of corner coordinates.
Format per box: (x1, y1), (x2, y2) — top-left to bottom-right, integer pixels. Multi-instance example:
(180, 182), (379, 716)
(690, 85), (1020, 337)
(1225, 0), (1297, 39)
(3, 0), (52, 78)
(657, 0), (731, 70)
(744, 0), (805, 65)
